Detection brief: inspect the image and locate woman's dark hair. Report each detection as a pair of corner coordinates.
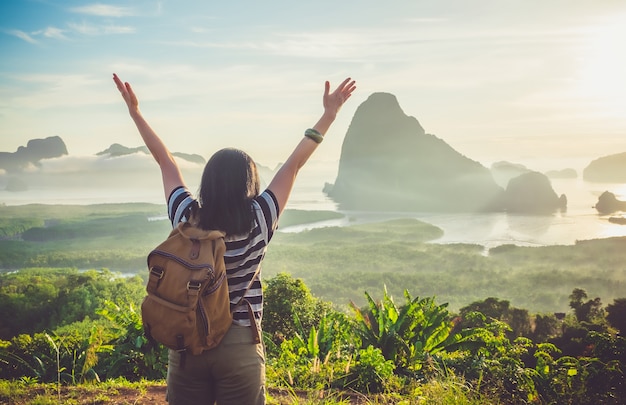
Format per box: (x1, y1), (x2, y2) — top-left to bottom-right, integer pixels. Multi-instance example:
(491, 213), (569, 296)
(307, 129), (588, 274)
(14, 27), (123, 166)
(194, 148), (260, 235)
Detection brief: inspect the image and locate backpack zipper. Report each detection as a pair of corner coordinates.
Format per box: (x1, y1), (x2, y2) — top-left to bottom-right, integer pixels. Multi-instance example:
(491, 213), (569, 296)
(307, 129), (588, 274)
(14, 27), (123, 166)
(203, 271), (226, 296)
(198, 303), (209, 340)
(198, 271), (226, 342)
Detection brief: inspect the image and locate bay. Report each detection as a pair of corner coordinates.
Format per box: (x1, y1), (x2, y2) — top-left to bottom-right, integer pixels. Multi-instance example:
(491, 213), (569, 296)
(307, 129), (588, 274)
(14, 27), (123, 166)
(277, 169), (626, 250)
(1, 160), (625, 249)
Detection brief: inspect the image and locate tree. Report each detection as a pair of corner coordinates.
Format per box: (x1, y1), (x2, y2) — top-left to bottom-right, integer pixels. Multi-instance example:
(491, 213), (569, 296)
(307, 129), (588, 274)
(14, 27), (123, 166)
(606, 298), (626, 335)
(262, 273), (330, 345)
(460, 297), (511, 320)
(569, 288), (604, 323)
(508, 307), (531, 338)
(532, 314), (560, 342)
(0, 268), (145, 340)
(459, 297), (531, 339)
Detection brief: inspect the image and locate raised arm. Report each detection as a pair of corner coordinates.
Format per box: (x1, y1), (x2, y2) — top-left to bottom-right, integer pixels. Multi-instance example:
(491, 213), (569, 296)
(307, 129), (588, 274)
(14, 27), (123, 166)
(112, 73), (185, 201)
(268, 78), (356, 214)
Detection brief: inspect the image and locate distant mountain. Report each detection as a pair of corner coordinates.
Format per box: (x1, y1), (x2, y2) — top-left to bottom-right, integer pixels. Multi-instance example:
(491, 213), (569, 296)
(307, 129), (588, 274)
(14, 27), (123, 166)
(499, 171), (567, 214)
(1, 137), (282, 194)
(325, 92), (503, 212)
(594, 191), (626, 214)
(96, 143), (206, 165)
(0, 136), (68, 173)
(545, 168), (577, 179)
(491, 161), (531, 187)
(173, 152), (205, 165)
(325, 92), (566, 213)
(583, 152), (626, 183)
(491, 161), (577, 182)
(97, 143), (149, 157)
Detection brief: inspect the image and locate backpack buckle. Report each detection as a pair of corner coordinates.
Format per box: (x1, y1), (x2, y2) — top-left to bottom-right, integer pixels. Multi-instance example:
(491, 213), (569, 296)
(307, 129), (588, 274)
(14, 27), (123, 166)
(149, 267), (164, 279)
(187, 281), (202, 291)
(146, 266), (165, 293)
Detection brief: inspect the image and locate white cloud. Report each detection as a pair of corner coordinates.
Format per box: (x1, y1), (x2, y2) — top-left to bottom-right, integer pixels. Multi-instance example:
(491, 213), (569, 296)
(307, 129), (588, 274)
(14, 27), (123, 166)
(70, 4), (134, 17)
(160, 22), (585, 66)
(67, 21), (100, 35)
(40, 154), (152, 174)
(41, 27), (68, 40)
(68, 21), (135, 36)
(190, 27), (212, 34)
(21, 162), (39, 173)
(7, 29), (37, 44)
(6, 73), (103, 109)
(103, 25), (136, 34)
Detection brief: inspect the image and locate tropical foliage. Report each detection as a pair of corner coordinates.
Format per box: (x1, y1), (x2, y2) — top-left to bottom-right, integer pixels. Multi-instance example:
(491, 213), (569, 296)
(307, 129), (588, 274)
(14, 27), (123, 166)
(0, 268), (146, 340)
(1, 269), (624, 404)
(350, 287), (484, 376)
(1, 205), (626, 403)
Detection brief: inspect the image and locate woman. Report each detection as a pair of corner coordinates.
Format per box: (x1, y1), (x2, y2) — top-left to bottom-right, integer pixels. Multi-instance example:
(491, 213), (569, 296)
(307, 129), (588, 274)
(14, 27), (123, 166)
(113, 73), (356, 404)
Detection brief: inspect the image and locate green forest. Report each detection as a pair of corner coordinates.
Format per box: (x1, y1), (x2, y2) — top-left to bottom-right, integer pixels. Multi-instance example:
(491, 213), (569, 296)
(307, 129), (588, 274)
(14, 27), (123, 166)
(0, 203), (625, 404)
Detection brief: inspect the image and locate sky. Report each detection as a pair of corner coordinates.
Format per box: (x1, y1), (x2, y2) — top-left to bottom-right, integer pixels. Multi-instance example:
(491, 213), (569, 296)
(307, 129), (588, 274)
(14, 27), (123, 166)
(2, 0), (626, 174)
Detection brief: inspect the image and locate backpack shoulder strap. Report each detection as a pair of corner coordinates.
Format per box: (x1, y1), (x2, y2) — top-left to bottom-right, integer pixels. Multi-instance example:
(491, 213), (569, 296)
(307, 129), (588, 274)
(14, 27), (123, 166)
(231, 262), (262, 344)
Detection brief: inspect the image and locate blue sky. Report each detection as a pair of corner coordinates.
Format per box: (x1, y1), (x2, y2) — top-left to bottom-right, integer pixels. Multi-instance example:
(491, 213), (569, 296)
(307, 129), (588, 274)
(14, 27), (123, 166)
(2, 0), (626, 173)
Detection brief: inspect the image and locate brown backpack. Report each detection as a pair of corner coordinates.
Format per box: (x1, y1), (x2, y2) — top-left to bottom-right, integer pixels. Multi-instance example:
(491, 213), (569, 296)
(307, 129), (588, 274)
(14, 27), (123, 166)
(141, 222), (233, 355)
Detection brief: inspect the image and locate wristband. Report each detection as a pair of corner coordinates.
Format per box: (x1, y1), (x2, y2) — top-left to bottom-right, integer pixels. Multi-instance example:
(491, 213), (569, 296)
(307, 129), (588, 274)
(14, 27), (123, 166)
(304, 128), (324, 144)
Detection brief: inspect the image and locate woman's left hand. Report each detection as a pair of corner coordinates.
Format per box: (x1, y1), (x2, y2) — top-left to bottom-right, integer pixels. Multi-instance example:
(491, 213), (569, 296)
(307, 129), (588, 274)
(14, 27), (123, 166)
(323, 77), (357, 118)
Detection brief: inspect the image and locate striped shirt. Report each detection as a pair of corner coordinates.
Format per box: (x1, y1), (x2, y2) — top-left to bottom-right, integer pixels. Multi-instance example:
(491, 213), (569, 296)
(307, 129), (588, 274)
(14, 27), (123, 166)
(167, 186), (280, 327)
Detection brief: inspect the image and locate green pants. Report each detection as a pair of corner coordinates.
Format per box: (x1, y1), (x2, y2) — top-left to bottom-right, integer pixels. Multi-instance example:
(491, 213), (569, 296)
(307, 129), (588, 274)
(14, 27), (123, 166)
(166, 324), (265, 405)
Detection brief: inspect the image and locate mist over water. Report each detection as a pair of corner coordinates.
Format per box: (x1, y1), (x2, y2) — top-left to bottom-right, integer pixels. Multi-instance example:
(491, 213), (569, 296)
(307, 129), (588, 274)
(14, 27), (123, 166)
(282, 163), (626, 249)
(1, 159), (625, 249)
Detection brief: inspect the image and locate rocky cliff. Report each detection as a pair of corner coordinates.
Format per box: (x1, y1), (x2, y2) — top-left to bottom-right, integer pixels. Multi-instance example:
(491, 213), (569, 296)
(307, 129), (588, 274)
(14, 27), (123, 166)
(325, 93), (504, 212)
(0, 136), (68, 173)
(499, 171), (567, 214)
(325, 93), (568, 213)
(583, 152), (626, 183)
(594, 191), (626, 214)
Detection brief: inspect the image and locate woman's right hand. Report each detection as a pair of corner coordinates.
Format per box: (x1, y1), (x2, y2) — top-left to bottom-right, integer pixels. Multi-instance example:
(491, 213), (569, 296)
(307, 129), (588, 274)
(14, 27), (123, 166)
(113, 73), (139, 115)
(111, 73), (186, 200)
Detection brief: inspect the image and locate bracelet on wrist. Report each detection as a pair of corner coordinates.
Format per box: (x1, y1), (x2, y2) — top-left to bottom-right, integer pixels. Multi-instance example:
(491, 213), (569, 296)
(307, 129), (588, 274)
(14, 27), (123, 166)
(304, 128), (324, 144)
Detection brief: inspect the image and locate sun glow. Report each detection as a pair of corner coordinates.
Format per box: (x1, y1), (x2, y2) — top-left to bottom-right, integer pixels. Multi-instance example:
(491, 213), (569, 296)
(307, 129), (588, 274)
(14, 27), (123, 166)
(577, 17), (626, 116)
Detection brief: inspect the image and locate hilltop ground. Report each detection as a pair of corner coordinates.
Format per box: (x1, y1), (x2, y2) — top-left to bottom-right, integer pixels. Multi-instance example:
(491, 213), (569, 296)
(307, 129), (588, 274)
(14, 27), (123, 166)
(5, 383), (372, 404)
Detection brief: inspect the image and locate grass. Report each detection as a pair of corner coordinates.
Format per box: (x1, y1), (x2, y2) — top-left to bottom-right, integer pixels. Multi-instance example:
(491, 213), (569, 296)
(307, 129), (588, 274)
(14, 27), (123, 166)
(0, 376), (500, 405)
(0, 378), (165, 405)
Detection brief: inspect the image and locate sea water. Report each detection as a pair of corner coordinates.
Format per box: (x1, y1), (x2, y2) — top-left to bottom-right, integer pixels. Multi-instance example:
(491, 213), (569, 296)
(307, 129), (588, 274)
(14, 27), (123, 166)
(280, 164), (626, 249)
(1, 160), (625, 249)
